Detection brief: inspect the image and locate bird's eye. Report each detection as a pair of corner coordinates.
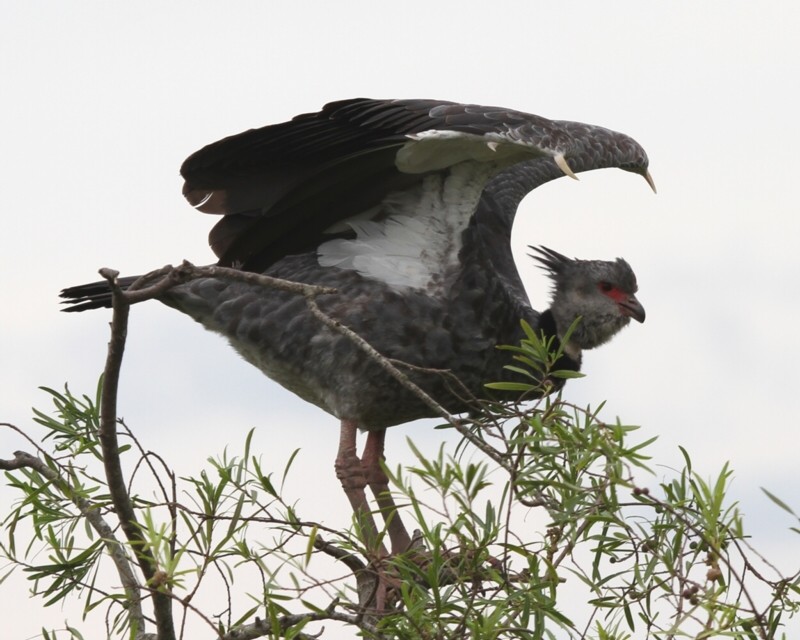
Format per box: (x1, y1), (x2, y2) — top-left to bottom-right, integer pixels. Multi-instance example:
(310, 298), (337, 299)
(598, 282), (613, 293)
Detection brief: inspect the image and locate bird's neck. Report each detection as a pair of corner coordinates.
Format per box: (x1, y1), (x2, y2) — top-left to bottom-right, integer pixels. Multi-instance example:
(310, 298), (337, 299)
(474, 162), (587, 374)
(536, 309), (583, 375)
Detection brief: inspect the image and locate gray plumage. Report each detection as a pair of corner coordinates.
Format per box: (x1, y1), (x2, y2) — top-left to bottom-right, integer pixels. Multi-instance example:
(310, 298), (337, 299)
(61, 98), (651, 429)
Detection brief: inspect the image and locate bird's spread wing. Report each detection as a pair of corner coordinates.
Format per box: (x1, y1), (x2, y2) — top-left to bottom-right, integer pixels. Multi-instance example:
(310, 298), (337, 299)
(180, 99), (651, 271)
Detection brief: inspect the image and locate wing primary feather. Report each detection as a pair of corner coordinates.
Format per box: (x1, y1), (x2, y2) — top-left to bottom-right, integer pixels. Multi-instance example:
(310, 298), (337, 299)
(178, 99), (652, 272)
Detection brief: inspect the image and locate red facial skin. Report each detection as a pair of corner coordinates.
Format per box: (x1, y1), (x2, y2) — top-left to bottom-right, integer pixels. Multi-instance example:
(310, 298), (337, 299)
(598, 282), (646, 323)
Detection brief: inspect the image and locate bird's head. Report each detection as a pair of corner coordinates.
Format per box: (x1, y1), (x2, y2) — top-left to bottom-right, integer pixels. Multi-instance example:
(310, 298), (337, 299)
(531, 246), (645, 354)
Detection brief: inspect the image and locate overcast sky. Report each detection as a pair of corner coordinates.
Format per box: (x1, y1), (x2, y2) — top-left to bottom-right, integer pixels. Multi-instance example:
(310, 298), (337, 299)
(2, 2), (799, 638)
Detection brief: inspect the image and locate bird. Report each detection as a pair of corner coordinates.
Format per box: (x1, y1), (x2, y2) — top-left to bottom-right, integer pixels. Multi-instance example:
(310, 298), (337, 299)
(60, 98), (651, 558)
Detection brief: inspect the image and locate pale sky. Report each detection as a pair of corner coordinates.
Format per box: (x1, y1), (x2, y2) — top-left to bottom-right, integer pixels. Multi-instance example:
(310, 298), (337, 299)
(2, 2), (800, 638)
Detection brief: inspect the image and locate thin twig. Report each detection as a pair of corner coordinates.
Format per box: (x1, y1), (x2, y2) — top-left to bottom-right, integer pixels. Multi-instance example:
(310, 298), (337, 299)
(112, 262), (512, 473)
(115, 261), (336, 305)
(0, 449), (147, 636)
(312, 535), (365, 572)
(106, 261), (512, 473)
(628, 491), (770, 640)
(304, 295), (511, 471)
(218, 608), (368, 640)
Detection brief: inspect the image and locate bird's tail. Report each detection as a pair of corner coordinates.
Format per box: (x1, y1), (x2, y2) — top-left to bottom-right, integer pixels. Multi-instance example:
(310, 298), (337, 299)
(60, 275), (141, 312)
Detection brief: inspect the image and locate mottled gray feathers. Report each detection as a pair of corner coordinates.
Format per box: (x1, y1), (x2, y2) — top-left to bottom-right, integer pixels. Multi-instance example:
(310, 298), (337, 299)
(61, 98), (651, 428)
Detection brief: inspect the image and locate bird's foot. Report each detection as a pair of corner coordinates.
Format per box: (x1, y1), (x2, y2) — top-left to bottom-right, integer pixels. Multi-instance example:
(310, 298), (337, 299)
(352, 529), (503, 615)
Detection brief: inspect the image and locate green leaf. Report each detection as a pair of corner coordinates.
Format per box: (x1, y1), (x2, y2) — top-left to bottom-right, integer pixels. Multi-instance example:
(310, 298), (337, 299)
(761, 487), (797, 517)
(550, 369), (586, 380)
(304, 525), (318, 568)
(484, 382), (535, 391)
(281, 448), (301, 492)
(678, 445), (692, 474)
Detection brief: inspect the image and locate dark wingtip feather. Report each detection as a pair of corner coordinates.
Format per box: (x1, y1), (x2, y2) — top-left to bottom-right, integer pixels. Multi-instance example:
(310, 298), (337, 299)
(59, 275), (140, 312)
(59, 282), (114, 312)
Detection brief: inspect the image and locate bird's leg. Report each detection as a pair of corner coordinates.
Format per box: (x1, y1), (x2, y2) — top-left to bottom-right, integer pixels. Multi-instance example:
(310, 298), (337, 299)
(361, 429), (412, 555)
(334, 420), (387, 556)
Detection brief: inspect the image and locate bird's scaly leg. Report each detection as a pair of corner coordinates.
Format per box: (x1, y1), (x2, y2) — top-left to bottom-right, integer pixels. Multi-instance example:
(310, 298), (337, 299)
(334, 420), (387, 557)
(361, 429), (412, 555)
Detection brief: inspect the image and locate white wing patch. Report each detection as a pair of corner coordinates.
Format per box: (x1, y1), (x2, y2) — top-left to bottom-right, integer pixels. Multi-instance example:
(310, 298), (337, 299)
(318, 162), (494, 291)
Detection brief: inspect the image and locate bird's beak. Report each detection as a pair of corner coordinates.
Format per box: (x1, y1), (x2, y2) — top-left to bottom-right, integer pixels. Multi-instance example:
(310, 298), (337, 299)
(619, 295), (646, 323)
(643, 170), (657, 194)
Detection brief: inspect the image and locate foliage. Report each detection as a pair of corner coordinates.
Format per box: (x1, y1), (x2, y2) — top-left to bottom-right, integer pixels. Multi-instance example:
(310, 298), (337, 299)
(2, 318), (799, 639)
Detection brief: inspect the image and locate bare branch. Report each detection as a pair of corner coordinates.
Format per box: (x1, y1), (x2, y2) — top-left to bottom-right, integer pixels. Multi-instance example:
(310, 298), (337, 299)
(313, 535), (365, 573)
(140, 580), (370, 640)
(218, 608), (367, 640)
(102, 261), (336, 308)
(98, 268), (177, 640)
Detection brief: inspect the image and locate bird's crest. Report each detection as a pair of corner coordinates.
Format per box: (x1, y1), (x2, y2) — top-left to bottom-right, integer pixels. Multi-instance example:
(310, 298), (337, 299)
(529, 246), (580, 300)
(529, 245), (638, 294)
(529, 246), (574, 280)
